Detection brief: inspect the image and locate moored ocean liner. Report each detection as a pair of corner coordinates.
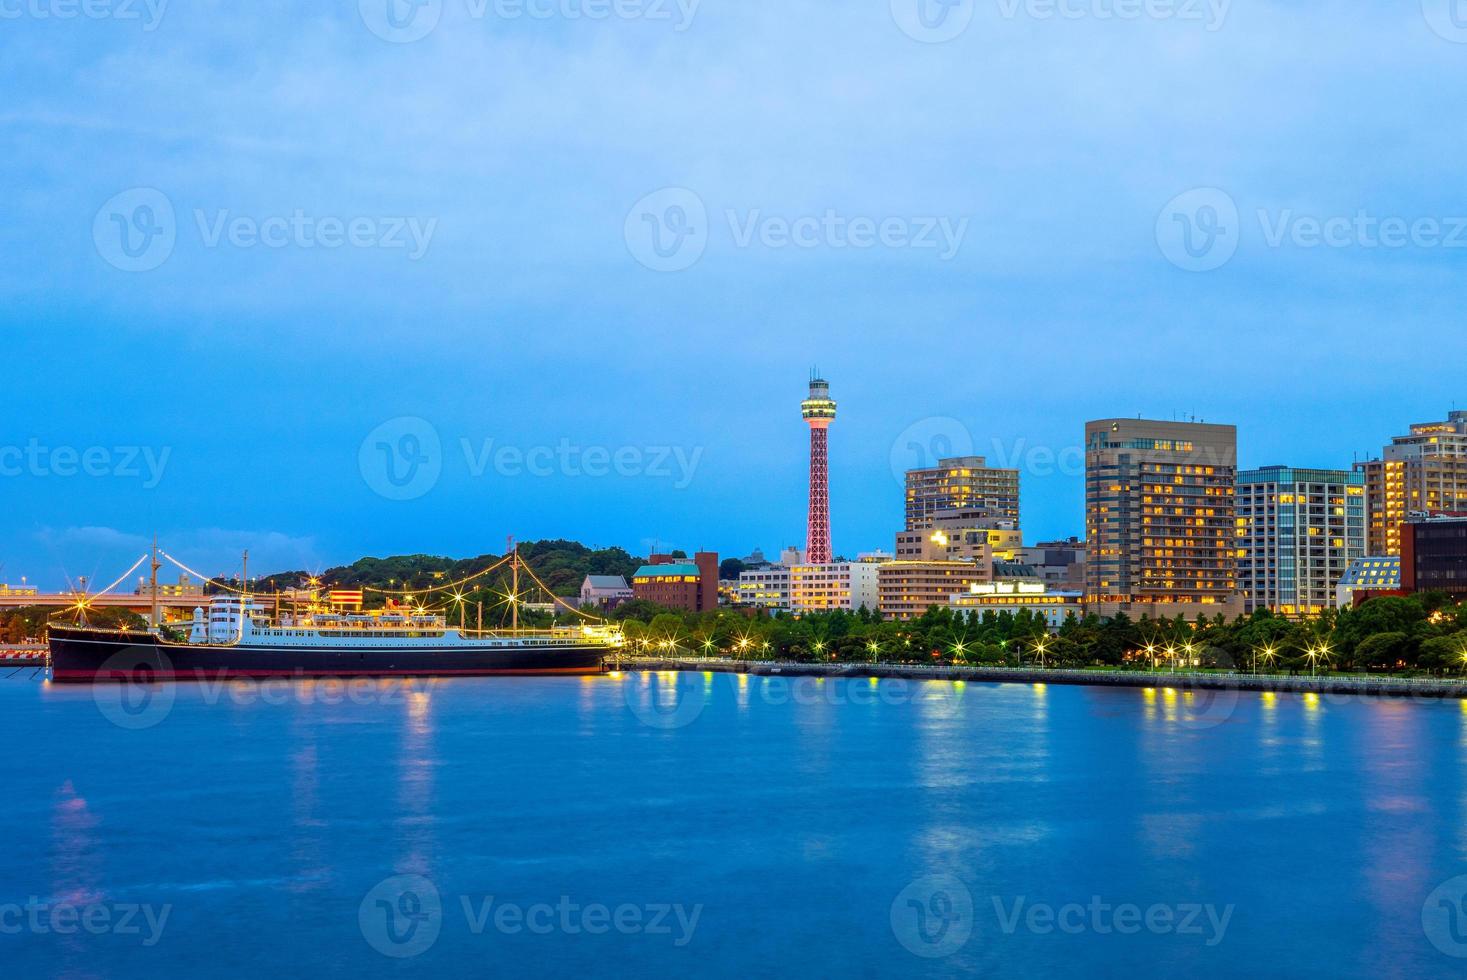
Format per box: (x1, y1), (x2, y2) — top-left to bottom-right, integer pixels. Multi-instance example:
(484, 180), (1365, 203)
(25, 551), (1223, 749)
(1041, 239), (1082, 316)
(49, 551), (619, 683)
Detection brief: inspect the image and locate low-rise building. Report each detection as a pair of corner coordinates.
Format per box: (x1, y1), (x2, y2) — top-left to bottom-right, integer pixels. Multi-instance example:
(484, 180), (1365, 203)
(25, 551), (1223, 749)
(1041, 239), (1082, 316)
(579, 575), (633, 610)
(1334, 556), (1401, 608)
(789, 562), (880, 614)
(1016, 538), (1087, 592)
(949, 581), (1085, 632)
(631, 552), (719, 612)
(735, 566), (793, 611)
(878, 561), (989, 621)
(1402, 514), (1467, 599)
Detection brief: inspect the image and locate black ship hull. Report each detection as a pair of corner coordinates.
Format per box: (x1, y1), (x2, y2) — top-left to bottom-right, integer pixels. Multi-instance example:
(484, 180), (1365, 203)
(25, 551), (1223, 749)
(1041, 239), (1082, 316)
(48, 627), (607, 683)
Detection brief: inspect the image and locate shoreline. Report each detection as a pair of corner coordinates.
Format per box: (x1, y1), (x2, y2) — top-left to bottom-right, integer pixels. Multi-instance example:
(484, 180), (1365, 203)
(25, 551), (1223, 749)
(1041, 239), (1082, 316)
(614, 658), (1467, 700)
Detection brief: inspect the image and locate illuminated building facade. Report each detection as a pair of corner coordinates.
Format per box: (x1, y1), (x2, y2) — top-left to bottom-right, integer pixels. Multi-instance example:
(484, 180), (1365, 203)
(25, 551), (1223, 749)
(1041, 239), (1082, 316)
(904, 457), (1020, 532)
(631, 552), (719, 612)
(1334, 556), (1401, 608)
(877, 560), (990, 621)
(789, 562), (879, 613)
(1085, 419), (1242, 618)
(949, 581), (1085, 632)
(802, 375), (837, 565)
(1237, 466), (1365, 617)
(1401, 515), (1467, 598)
(734, 566), (792, 611)
(1358, 410), (1467, 556)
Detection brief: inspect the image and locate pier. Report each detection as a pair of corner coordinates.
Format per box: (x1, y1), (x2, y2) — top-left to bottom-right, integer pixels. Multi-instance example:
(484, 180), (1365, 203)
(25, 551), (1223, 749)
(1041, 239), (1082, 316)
(613, 658), (1467, 700)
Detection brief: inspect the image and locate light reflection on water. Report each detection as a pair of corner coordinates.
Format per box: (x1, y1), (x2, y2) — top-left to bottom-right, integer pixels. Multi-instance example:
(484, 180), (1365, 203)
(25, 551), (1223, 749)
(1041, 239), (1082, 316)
(6, 674), (1467, 977)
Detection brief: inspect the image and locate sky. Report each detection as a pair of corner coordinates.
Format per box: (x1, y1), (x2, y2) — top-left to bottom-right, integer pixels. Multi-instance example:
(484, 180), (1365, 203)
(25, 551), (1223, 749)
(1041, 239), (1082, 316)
(2, 0), (1466, 589)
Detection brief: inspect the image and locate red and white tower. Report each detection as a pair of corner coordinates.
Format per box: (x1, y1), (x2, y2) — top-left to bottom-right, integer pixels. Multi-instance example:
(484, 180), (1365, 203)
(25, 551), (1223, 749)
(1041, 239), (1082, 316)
(801, 373), (837, 565)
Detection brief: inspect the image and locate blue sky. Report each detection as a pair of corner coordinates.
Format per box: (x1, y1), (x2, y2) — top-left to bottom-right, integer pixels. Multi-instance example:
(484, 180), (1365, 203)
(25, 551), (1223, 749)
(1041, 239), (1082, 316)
(2, 1), (1466, 588)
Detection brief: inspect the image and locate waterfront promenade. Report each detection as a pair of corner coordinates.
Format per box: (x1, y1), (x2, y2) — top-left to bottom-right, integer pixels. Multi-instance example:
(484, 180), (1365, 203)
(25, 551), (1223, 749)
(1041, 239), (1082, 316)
(614, 657), (1467, 700)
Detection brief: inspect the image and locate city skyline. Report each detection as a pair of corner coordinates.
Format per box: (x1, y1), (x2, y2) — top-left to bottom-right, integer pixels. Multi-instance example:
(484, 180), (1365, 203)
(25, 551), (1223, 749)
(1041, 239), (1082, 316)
(4, 385), (1462, 590)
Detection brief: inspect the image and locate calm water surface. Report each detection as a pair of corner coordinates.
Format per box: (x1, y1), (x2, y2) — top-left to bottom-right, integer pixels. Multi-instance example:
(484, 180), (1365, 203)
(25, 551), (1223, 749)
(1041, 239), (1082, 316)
(4, 670), (1467, 978)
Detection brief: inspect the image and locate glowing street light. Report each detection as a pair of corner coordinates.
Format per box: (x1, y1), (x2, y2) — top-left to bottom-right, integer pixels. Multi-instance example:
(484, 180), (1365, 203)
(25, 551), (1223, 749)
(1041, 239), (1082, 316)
(1145, 643), (1158, 671)
(1033, 636), (1050, 669)
(1255, 644), (1278, 675)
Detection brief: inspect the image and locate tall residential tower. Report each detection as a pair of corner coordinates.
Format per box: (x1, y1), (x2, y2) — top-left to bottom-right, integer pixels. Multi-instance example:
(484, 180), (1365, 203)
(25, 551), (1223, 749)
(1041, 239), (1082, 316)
(1085, 418), (1241, 618)
(1358, 410), (1467, 555)
(802, 374), (837, 565)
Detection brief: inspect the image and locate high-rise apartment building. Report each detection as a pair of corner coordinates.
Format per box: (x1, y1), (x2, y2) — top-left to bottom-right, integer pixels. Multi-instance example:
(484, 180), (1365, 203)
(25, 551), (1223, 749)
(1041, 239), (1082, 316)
(1085, 419), (1241, 618)
(1237, 466), (1365, 617)
(1358, 410), (1467, 556)
(904, 457), (1020, 532)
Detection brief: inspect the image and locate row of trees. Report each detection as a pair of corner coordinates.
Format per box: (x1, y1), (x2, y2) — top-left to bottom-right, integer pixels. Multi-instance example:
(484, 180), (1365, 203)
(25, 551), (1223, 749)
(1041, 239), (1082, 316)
(612, 593), (1467, 675)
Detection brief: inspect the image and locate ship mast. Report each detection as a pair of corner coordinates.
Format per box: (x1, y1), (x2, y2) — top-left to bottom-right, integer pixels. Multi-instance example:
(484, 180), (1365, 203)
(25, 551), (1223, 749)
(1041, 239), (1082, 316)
(509, 536), (519, 632)
(149, 534), (161, 632)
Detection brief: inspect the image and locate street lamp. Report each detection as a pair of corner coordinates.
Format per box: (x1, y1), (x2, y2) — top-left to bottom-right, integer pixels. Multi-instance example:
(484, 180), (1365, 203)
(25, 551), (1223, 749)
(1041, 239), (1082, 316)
(1164, 645), (1177, 674)
(1255, 644), (1278, 675)
(1034, 636), (1049, 669)
(1145, 643), (1157, 671)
